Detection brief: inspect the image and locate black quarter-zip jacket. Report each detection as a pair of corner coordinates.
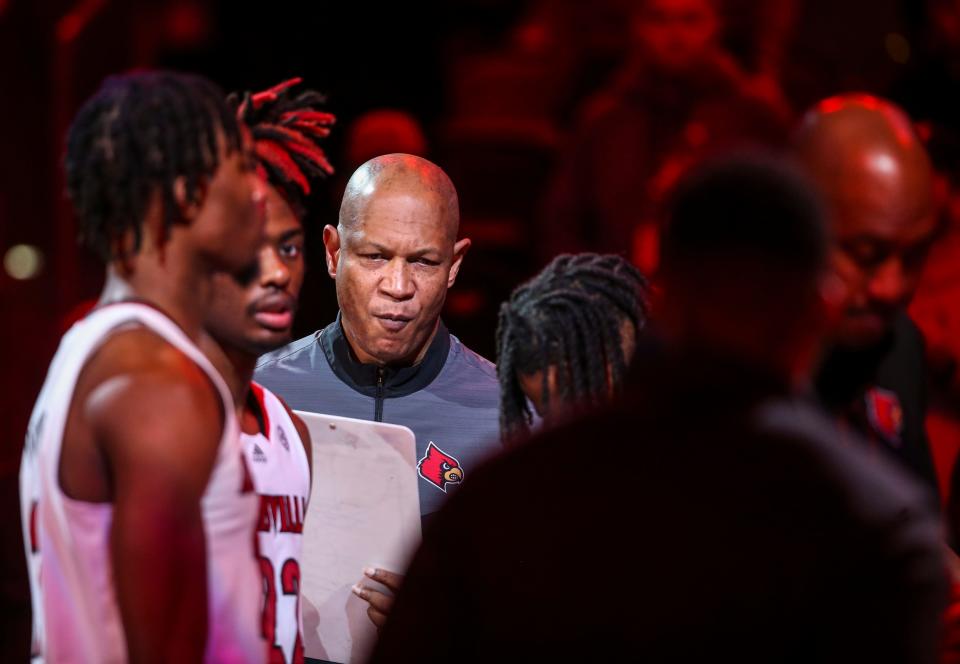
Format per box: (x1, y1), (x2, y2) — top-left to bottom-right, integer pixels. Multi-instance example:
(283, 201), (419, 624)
(254, 315), (502, 519)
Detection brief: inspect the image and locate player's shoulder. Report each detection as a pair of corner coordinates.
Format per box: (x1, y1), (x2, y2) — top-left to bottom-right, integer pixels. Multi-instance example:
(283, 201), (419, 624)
(255, 382), (296, 422)
(80, 334), (221, 449)
(90, 326), (207, 385)
(252, 381), (311, 445)
(251, 381), (293, 420)
(754, 397), (934, 518)
(255, 330), (323, 370)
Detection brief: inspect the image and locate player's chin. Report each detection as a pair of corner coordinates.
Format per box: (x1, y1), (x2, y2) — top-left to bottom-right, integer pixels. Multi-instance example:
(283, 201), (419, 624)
(248, 328), (293, 354)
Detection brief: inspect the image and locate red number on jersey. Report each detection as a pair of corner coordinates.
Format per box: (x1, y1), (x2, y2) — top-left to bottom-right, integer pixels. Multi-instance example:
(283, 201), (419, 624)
(258, 557), (304, 664)
(281, 559), (304, 664)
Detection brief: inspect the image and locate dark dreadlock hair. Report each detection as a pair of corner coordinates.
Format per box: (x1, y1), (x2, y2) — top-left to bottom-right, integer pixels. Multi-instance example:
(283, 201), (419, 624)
(496, 253), (650, 443)
(66, 70), (243, 262)
(229, 77), (335, 219)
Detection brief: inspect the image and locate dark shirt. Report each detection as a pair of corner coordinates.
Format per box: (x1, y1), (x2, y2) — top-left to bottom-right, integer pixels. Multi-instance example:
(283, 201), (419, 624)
(370, 353), (947, 663)
(541, 60), (787, 264)
(816, 312), (938, 500)
(254, 316), (502, 520)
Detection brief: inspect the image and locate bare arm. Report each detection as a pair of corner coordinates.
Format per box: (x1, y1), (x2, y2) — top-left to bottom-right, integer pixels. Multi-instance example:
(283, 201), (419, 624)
(90, 359), (224, 663)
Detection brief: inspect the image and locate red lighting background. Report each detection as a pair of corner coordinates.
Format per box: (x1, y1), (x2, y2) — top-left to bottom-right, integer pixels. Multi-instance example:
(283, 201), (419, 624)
(2, 0), (960, 658)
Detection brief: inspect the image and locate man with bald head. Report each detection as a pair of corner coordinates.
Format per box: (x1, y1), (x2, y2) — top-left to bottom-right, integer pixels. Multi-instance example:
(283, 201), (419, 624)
(254, 153), (501, 627)
(330, 153), (467, 368)
(796, 94), (941, 495)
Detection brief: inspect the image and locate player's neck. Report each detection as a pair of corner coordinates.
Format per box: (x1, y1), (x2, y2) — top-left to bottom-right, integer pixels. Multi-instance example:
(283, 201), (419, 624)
(196, 335), (256, 412)
(197, 337), (262, 436)
(228, 348), (261, 435)
(101, 254), (211, 340)
(226, 346), (258, 404)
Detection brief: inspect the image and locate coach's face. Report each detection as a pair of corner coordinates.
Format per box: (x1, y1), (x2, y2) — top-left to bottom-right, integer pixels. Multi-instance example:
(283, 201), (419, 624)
(323, 188), (470, 366)
(206, 184), (305, 356)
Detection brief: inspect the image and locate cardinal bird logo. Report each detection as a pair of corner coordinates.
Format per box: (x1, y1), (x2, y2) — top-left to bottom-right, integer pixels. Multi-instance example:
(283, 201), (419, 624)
(865, 387), (904, 447)
(417, 442), (464, 493)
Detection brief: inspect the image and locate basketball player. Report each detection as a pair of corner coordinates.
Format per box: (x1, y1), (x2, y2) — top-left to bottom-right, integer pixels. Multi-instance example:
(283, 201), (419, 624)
(19, 71), (266, 662)
(201, 78), (334, 664)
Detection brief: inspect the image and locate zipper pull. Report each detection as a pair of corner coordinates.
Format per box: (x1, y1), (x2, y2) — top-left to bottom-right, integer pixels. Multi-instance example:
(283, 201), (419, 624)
(374, 367), (386, 422)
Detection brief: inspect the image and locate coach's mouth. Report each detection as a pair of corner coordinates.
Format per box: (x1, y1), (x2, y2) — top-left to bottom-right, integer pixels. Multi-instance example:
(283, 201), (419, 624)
(374, 313), (415, 333)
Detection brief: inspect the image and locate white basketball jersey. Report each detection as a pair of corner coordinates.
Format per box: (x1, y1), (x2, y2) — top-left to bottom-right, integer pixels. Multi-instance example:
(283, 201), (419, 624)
(19, 302), (264, 663)
(243, 382), (311, 664)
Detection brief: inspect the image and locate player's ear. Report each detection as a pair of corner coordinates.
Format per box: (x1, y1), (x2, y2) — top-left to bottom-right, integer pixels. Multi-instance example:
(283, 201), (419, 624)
(323, 224), (341, 279)
(447, 237), (471, 288)
(111, 230), (138, 275)
(138, 180), (200, 256)
(171, 176), (208, 225)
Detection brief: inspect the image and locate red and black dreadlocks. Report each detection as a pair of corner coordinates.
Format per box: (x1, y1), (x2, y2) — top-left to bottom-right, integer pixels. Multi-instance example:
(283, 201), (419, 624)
(230, 77), (335, 218)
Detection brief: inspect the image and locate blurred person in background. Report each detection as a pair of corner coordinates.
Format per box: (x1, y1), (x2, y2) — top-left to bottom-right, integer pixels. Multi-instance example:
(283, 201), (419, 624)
(796, 94), (942, 501)
(795, 92), (960, 662)
(541, 0), (789, 274)
(495, 252), (649, 442)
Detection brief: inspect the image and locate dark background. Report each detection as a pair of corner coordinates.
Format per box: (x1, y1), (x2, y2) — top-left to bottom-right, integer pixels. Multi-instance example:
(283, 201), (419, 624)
(3, 0), (960, 657)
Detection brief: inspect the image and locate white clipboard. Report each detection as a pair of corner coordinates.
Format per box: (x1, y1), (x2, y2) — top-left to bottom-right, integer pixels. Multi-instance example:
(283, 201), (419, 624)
(294, 411), (421, 664)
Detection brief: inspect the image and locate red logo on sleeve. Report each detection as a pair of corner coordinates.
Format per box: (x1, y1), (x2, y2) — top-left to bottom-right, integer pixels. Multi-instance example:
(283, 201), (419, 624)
(865, 387), (904, 447)
(417, 442), (464, 493)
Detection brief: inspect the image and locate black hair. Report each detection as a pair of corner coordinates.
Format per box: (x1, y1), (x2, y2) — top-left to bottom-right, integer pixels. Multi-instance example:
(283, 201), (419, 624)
(661, 152), (827, 281)
(496, 253), (650, 442)
(65, 70), (242, 261)
(230, 77), (334, 219)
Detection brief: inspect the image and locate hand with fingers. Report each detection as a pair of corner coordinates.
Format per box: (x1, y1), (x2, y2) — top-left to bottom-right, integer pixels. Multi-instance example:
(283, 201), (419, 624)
(352, 567), (404, 629)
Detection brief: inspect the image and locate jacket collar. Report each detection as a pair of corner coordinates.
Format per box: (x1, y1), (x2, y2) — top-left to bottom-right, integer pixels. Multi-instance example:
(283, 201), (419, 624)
(321, 313), (451, 398)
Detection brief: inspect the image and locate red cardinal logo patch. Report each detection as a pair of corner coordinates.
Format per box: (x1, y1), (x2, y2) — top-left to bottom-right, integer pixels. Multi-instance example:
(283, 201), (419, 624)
(417, 442), (464, 493)
(865, 387), (904, 447)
